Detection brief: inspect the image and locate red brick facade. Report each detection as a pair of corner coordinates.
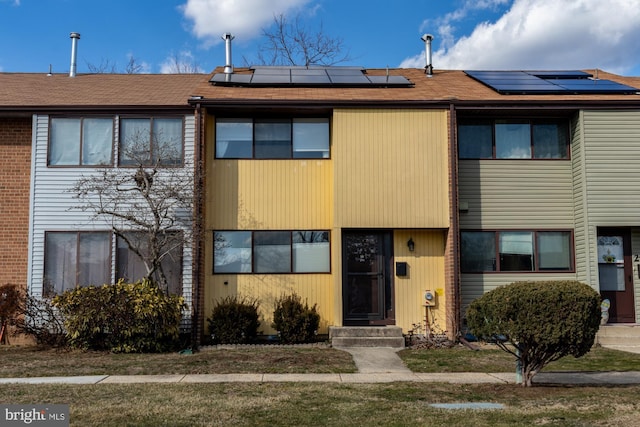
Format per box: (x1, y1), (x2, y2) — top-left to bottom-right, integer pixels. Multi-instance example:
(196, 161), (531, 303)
(0, 117), (31, 287)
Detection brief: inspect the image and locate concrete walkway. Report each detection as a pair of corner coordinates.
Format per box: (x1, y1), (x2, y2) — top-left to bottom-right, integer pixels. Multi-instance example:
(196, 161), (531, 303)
(0, 346), (639, 386)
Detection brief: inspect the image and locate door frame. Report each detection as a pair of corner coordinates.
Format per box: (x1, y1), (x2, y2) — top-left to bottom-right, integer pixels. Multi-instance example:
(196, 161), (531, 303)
(598, 227), (636, 323)
(341, 230), (395, 326)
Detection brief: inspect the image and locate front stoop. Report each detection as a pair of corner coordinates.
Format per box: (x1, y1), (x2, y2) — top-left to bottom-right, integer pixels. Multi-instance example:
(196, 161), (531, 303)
(596, 324), (640, 350)
(329, 326), (405, 348)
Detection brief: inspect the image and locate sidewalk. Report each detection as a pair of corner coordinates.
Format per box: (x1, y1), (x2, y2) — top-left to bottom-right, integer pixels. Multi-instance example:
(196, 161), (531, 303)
(0, 346), (639, 386)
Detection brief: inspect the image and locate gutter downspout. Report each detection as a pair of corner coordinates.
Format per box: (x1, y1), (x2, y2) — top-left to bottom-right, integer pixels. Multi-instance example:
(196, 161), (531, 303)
(191, 102), (204, 350)
(449, 103), (461, 340)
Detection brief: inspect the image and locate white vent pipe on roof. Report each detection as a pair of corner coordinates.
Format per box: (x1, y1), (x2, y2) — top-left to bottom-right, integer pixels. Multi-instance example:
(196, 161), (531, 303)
(222, 33), (234, 74)
(69, 32), (80, 77)
(421, 33), (434, 77)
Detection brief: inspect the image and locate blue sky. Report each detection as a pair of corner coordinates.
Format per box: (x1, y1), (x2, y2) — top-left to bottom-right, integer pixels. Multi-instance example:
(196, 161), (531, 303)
(1, 0), (639, 75)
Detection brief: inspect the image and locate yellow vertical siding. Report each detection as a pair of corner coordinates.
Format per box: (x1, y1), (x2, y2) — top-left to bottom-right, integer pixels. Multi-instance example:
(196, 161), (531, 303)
(204, 115), (335, 334)
(394, 230), (446, 333)
(207, 159), (333, 229)
(333, 109), (449, 228)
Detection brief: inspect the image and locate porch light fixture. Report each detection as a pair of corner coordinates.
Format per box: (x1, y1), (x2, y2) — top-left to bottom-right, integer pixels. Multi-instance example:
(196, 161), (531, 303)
(407, 238), (415, 252)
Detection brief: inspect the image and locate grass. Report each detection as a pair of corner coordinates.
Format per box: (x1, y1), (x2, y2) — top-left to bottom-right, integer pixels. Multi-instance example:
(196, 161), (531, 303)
(1, 382), (639, 426)
(1, 344), (640, 426)
(398, 344), (640, 373)
(0, 345), (356, 377)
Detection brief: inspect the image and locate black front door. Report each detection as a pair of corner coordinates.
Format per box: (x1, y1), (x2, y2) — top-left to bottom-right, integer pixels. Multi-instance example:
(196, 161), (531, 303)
(342, 231), (394, 325)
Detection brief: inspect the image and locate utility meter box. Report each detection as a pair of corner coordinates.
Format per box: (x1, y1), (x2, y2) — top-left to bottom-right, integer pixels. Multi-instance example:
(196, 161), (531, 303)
(424, 290), (436, 307)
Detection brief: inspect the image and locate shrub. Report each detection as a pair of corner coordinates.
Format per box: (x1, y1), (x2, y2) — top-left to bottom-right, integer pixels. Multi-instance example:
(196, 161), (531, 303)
(466, 280), (601, 386)
(207, 296), (260, 344)
(14, 293), (67, 347)
(0, 284), (22, 336)
(272, 293), (320, 344)
(53, 279), (185, 353)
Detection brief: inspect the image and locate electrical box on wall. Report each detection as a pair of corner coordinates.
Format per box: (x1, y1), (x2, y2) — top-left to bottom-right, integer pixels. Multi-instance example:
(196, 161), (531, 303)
(396, 262), (408, 277)
(424, 289), (436, 306)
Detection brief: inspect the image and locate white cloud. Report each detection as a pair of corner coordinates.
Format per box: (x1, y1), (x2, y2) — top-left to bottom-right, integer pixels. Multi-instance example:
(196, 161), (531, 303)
(160, 50), (205, 74)
(181, 0), (311, 47)
(401, 0), (640, 74)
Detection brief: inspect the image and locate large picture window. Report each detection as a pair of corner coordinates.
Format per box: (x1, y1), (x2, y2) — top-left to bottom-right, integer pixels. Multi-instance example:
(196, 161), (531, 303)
(461, 230), (573, 272)
(116, 232), (183, 295)
(49, 117), (113, 166)
(43, 231), (184, 296)
(119, 117), (184, 166)
(43, 231), (111, 296)
(215, 118), (330, 159)
(458, 119), (569, 160)
(214, 230), (330, 273)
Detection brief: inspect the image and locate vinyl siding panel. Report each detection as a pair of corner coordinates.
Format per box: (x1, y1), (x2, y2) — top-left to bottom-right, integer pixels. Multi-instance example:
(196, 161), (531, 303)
(333, 109), (449, 228)
(571, 112), (590, 284)
(458, 155), (576, 316)
(461, 272), (578, 315)
(207, 159), (332, 230)
(459, 160), (575, 229)
(28, 114), (195, 306)
(583, 111), (640, 223)
(582, 110), (640, 321)
(393, 230), (446, 333)
(205, 273), (335, 335)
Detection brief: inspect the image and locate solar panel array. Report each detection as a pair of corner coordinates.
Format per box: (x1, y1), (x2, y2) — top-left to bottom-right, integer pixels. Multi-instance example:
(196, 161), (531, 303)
(465, 70), (639, 95)
(210, 66), (413, 87)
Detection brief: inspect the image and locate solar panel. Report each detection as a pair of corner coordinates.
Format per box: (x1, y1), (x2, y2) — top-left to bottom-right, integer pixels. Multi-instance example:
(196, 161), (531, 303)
(464, 70), (639, 95)
(291, 74), (331, 84)
(210, 66), (413, 87)
(530, 71), (591, 79)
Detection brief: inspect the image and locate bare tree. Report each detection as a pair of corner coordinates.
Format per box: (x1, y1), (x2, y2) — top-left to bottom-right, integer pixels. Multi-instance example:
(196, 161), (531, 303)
(249, 13), (352, 67)
(125, 55), (145, 74)
(162, 52), (204, 74)
(71, 127), (194, 295)
(86, 58), (119, 74)
(86, 55), (146, 74)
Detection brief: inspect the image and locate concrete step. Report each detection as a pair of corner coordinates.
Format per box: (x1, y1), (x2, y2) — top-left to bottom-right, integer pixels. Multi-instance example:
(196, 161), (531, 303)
(596, 324), (640, 346)
(329, 326), (405, 348)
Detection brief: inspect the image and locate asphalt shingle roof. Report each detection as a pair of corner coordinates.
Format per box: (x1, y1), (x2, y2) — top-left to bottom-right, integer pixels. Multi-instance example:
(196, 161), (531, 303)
(0, 68), (638, 110)
(0, 73), (205, 109)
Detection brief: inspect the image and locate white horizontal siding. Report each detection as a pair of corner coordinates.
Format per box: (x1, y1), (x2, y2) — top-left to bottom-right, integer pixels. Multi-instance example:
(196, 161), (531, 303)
(28, 114), (195, 308)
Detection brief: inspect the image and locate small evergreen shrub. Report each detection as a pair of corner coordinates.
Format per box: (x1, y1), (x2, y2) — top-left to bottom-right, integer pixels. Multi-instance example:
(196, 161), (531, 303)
(272, 293), (320, 344)
(207, 296), (260, 344)
(53, 279), (185, 353)
(466, 280), (601, 386)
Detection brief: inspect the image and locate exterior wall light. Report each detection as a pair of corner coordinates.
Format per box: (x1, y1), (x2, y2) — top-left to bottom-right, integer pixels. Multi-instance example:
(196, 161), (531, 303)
(407, 238), (415, 252)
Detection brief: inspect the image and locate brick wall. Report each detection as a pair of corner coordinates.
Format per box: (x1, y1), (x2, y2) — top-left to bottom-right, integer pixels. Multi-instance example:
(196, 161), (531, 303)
(0, 117), (32, 288)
